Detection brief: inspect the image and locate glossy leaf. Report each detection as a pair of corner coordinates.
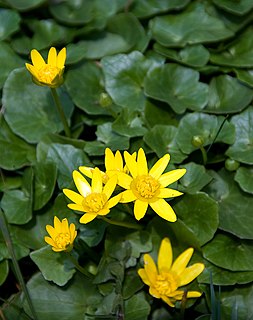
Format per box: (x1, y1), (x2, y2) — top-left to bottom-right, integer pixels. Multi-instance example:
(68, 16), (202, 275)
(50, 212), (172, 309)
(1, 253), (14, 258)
(212, 0), (253, 16)
(125, 292), (151, 320)
(144, 64), (208, 114)
(4, 0), (46, 11)
(0, 260), (8, 286)
(0, 9), (20, 40)
(235, 166), (253, 194)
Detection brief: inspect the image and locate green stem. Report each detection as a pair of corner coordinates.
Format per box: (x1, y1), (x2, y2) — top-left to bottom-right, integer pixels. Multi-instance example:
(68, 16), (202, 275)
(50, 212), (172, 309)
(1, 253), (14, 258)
(206, 114), (229, 154)
(50, 88), (71, 138)
(0, 209), (38, 320)
(99, 216), (142, 230)
(66, 252), (92, 278)
(200, 145), (207, 166)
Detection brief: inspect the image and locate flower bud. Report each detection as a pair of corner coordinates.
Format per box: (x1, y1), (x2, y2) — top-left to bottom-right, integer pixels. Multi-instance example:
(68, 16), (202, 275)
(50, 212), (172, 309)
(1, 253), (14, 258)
(191, 135), (205, 147)
(225, 158), (240, 171)
(99, 92), (113, 108)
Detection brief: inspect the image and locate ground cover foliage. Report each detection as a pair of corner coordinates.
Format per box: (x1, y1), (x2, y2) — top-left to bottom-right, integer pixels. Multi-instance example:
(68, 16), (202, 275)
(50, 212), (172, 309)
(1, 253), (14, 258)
(0, 0), (253, 319)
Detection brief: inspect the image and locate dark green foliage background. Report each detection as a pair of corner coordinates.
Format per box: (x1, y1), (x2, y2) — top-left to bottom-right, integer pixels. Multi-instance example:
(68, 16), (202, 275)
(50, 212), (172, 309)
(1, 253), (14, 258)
(0, 0), (253, 319)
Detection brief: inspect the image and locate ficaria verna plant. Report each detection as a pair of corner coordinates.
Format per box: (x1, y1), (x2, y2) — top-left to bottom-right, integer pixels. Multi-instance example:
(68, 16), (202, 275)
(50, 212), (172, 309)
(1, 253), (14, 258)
(1, 1), (253, 319)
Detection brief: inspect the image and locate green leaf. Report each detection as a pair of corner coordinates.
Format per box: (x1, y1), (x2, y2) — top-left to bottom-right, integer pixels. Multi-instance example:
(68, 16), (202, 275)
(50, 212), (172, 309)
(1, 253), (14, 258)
(154, 43), (210, 68)
(211, 27), (253, 68)
(79, 219), (107, 247)
(205, 75), (253, 113)
(125, 292), (151, 320)
(179, 163), (213, 194)
(206, 169), (253, 239)
(33, 161), (57, 210)
(65, 61), (109, 115)
(30, 246), (76, 286)
(150, 2), (233, 47)
(235, 69), (253, 88)
(37, 142), (90, 189)
(84, 123), (129, 156)
(143, 125), (187, 163)
(174, 193), (219, 247)
(1, 168), (33, 225)
(122, 269), (144, 299)
(203, 233), (253, 271)
(3, 68), (74, 143)
(0, 118), (36, 170)
(23, 272), (102, 320)
(0, 41), (25, 89)
(175, 113), (235, 155)
(0, 9), (20, 40)
(0, 259), (8, 285)
(226, 106), (253, 164)
(4, 0), (46, 11)
(112, 109), (147, 138)
(130, 0), (190, 18)
(101, 51), (162, 111)
(235, 166), (253, 194)
(213, 0), (253, 16)
(144, 64), (208, 114)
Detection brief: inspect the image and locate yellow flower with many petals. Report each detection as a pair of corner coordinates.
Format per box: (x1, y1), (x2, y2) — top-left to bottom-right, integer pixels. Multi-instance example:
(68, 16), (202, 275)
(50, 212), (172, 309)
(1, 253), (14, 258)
(63, 167), (121, 224)
(26, 47), (66, 88)
(138, 238), (204, 307)
(79, 148), (136, 184)
(117, 148), (186, 221)
(44, 216), (77, 252)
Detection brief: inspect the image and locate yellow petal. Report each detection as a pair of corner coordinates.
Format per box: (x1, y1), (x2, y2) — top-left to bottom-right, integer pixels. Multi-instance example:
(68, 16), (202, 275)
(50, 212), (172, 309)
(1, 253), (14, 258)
(103, 175), (117, 199)
(119, 190), (136, 203)
(79, 166), (94, 179)
(54, 216), (62, 231)
(105, 148), (116, 171)
(63, 189), (84, 205)
(158, 188), (183, 198)
(96, 208), (110, 216)
(186, 291), (202, 298)
(179, 263), (205, 286)
(158, 169), (186, 187)
(80, 213), (97, 224)
(114, 150), (123, 170)
(158, 238), (173, 273)
(44, 236), (56, 247)
(91, 168), (103, 193)
(117, 172), (132, 189)
(107, 193), (121, 209)
(25, 63), (39, 78)
(68, 203), (85, 212)
(161, 295), (175, 307)
(47, 47), (57, 66)
(46, 225), (56, 239)
(149, 199), (177, 222)
(134, 199), (148, 220)
(149, 286), (161, 298)
(138, 269), (151, 285)
(143, 254), (158, 283)
(69, 223), (77, 242)
(57, 47), (66, 68)
(149, 154), (170, 179)
(73, 170), (91, 197)
(124, 151), (138, 178)
(137, 148), (148, 175)
(31, 49), (46, 68)
(171, 248), (194, 276)
(52, 247), (64, 252)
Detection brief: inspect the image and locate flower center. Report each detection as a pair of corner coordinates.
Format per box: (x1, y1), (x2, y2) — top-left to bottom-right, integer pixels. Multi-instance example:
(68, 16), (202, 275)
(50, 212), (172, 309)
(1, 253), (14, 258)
(82, 193), (107, 213)
(154, 272), (179, 296)
(38, 65), (60, 84)
(131, 175), (160, 199)
(55, 233), (70, 250)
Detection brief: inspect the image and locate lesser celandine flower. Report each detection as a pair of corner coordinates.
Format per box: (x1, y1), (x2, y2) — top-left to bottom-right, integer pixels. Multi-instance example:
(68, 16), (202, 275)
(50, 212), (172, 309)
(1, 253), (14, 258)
(117, 148), (186, 221)
(44, 216), (77, 252)
(79, 148), (135, 184)
(63, 167), (121, 224)
(26, 47), (66, 88)
(138, 238), (204, 307)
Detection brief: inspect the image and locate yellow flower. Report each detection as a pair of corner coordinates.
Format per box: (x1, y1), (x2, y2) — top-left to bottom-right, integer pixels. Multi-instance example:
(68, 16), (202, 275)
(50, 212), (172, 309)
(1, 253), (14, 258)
(44, 216), (77, 252)
(63, 167), (121, 224)
(138, 238), (204, 307)
(25, 47), (66, 88)
(79, 148), (136, 184)
(117, 148), (186, 221)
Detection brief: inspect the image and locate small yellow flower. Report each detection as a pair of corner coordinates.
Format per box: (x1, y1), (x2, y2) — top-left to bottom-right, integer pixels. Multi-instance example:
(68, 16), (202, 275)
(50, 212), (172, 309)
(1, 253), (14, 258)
(63, 167), (121, 224)
(117, 148), (186, 221)
(138, 238), (204, 307)
(79, 148), (136, 184)
(26, 47), (66, 88)
(44, 216), (77, 252)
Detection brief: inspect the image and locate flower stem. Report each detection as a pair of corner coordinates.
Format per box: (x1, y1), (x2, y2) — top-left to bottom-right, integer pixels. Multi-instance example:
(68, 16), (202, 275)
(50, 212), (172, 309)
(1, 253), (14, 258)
(50, 88), (71, 138)
(66, 252), (92, 278)
(200, 145), (207, 166)
(99, 216), (142, 230)
(0, 209), (38, 320)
